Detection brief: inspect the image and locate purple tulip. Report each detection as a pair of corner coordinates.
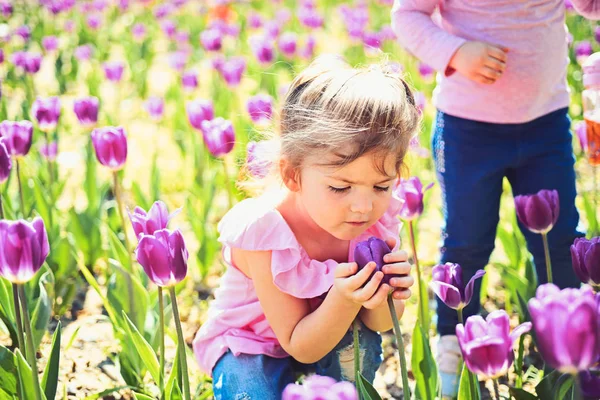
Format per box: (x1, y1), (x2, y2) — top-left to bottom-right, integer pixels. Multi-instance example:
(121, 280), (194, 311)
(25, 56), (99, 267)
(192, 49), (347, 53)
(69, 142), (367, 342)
(103, 61), (124, 82)
(132, 23), (146, 41)
(298, 6), (324, 29)
(0, 49), (3, 64)
(220, 57), (246, 87)
(181, 70), (198, 91)
(575, 120), (588, 153)
(362, 31), (382, 49)
(168, 51), (188, 72)
(249, 34), (275, 65)
(278, 32), (298, 57)
(394, 176), (434, 221)
(40, 141), (58, 161)
(275, 8), (292, 25)
(74, 45), (93, 61)
(263, 20), (281, 39)
(136, 228), (188, 287)
(86, 14), (102, 30)
(248, 12), (263, 29)
(42, 35), (59, 52)
(200, 117), (235, 157)
(528, 284), (600, 374)
(12, 51), (42, 74)
(414, 91), (426, 115)
(247, 93), (273, 124)
(246, 141), (272, 179)
(283, 374), (358, 400)
(200, 28), (223, 51)
(64, 20), (75, 33)
(580, 370), (600, 398)
(31, 96), (61, 132)
(145, 97), (164, 121)
(576, 41), (594, 58)
(300, 35), (316, 60)
(154, 3), (172, 19)
(0, 138), (12, 183)
(379, 25), (397, 42)
(129, 200), (181, 240)
(0, 218), (49, 284)
(430, 263), (486, 310)
(73, 97), (99, 128)
(514, 189), (559, 234)
(456, 310), (532, 379)
(186, 99), (214, 131)
(418, 63), (435, 81)
(0, 1), (12, 17)
(15, 25), (31, 41)
(161, 19), (177, 39)
(340, 5), (368, 40)
(571, 237), (600, 286)
(0, 120), (33, 157)
(175, 30), (190, 47)
(353, 236), (399, 286)
(90, 126), (128, 170)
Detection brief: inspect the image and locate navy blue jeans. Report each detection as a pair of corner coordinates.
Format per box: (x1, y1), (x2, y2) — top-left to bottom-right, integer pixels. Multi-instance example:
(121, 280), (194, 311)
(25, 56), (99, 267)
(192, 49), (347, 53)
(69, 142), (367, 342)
(432, 108), (585, 336)
(211, 320), (382, 399)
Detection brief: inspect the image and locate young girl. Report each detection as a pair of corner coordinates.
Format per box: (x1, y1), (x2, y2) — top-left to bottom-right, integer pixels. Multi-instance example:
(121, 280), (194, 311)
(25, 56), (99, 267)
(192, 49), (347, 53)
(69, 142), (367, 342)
(193, 55), (420, 399)
(391, 0), (600, 396)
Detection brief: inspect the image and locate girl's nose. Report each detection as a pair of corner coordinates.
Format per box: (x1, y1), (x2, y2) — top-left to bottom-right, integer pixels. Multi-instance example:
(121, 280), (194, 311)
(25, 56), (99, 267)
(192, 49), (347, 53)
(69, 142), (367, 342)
(350, 195), (373, 214)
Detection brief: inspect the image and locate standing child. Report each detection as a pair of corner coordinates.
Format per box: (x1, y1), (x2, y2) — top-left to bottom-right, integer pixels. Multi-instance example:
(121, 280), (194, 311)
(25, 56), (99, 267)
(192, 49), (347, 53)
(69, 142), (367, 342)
(193, 55), (419, 399)
(391, 0), (600, 396)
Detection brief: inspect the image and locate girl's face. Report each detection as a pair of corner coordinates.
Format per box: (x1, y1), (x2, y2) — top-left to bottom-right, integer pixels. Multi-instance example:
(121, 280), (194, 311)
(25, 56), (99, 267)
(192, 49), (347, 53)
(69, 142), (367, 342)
(297, 151), (397, 241)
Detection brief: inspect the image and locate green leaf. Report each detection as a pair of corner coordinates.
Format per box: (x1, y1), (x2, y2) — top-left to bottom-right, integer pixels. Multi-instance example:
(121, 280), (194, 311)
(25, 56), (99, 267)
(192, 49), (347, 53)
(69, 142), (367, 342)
(536, 369), (560, 400)
(42, 321), (61, 400)
(122, 311), (160, 386)
(0, 344), (18, 397)
(81, 385), (135, 400)
(108, 227), (131, 273)
(457, 363), (480, 400)
(15, 349), (45, 400)
(0, 278), (18, 347)
(28, 269), (54, 351)
(356, 372), (382, 400)
(31, 178), (51, 230)
(133, 393), (154, 400)
(107, 267), (149, 332)
(166, 345), (181, 400)
(553, 373), (574, 400)
(509, 387), (539, 400)
(411, 324), (438, 400)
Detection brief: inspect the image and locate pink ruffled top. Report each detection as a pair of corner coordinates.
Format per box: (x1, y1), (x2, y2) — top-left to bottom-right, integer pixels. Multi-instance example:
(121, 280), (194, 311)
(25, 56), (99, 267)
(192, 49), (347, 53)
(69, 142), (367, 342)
(192, 194), (403, 376)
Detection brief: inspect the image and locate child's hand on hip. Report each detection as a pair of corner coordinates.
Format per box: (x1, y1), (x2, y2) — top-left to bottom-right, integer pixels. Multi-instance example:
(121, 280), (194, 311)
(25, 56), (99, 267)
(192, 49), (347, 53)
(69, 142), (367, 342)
(333, 262), (390, 310)
(448, 41), (508, 84)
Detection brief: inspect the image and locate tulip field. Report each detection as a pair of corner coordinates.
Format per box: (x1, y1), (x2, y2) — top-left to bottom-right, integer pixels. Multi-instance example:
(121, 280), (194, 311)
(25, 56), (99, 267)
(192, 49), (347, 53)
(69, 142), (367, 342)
(1, 1), (600, 399)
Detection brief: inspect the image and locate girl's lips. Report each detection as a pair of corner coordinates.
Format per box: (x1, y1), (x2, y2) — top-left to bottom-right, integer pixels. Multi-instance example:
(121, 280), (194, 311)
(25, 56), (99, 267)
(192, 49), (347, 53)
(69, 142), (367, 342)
(347, 221), (367, 226)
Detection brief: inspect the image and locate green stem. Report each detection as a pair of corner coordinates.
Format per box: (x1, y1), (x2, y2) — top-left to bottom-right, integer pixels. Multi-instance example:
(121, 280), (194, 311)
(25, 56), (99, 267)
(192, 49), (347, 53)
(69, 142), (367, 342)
(16, 159), (26, 218)
(12, 284), (26, 356)
(18, 285), (43, 400)
(515, 335), (525, 388)
(493, 379), (501, 400)
(574, 374), (583, 400)
(43, 131), (54, 229)
(222, 160), (233, 210)
(408, 221), (427, 336)
(112, 172), (136, 328)
(542, 233), (553, 284)
(0, 191), (4, 219)
(457, 308), (464, 325)
(169, 286), (191, 400)
(388, 294), (410, 399)
(353, 319), (360, 387)
(158, 287), (165, 399)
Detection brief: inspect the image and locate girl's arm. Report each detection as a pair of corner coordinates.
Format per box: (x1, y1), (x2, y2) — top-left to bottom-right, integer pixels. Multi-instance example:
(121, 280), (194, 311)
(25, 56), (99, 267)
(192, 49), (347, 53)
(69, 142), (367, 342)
(390, 0), (467, 76)
(241, 249), (364, 364)
(359, 298), (405, 333)
(571, 0), (600, 19)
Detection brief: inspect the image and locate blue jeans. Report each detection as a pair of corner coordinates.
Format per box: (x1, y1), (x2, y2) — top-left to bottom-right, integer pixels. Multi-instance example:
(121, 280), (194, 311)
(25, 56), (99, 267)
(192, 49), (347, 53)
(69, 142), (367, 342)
(211, 321), (382, 399)
(432, 108), (585, 336)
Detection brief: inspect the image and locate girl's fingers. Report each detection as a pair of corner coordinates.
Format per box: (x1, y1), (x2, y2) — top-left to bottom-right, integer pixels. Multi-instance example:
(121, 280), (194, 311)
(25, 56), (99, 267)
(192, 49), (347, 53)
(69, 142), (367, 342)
(362, 283), (390, 309)
(388, 275), (414, 289)
(393, 288), (411, 300)
(344, 262), (374, 290)
(353, 270), (383, 302)
(382, 262), (411, 275)
(383, 250), (408, 263)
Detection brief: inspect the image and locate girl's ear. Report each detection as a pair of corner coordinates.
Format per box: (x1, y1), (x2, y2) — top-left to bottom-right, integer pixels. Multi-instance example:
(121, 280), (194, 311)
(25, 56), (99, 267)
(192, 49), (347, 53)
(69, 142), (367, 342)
(280, 156), (301, 192)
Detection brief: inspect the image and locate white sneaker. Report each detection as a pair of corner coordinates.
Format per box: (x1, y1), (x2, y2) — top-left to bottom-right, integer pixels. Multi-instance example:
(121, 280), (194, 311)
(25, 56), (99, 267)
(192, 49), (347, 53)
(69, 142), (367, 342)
(436, 335), (462, 399)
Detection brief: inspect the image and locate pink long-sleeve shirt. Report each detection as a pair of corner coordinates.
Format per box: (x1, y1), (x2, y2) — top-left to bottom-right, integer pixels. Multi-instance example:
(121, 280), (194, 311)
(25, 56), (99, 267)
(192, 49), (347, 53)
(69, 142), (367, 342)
(391, 0), (600, 124)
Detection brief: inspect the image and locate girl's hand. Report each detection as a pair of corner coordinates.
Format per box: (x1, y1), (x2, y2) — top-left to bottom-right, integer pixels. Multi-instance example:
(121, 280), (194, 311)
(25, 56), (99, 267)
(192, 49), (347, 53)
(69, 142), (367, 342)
(382, 249), (414, 301)
(448, 41), (509, 84)
(333, 262), (391, 310)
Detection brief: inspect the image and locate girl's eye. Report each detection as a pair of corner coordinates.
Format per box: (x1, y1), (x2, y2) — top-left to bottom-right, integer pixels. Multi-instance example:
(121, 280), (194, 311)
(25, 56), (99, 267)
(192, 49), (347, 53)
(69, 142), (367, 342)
(374, 186), (390, 192)
(328, 186), (350, 193)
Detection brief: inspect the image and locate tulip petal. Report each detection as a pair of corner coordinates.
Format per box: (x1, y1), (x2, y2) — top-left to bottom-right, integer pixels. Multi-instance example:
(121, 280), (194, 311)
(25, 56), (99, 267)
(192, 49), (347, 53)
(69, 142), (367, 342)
(353, 241), (372, 269)
(485, 310), (510, 341)
(572, 240), (590, 283)
(524, 195), (554, 233)
(564, 299), (600, 370)
(136, 234), (171, 286)
(464, 338), (511, 379)
(464, 315), (488, 342)
(463, 269), (486, 307)
(168, 229), (188, 283)
(509, 322), (532, 345)
(429, 280), (462, 309)
(368, 237), (391, 271)
(584, 243), (600, 285)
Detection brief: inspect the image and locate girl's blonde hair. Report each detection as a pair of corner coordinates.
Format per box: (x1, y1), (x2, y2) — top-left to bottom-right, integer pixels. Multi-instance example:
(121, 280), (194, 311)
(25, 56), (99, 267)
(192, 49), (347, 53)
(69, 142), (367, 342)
(242, 54), (421, 194)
